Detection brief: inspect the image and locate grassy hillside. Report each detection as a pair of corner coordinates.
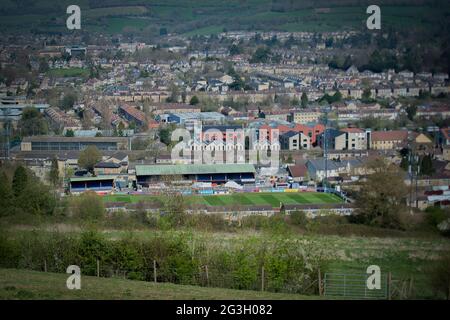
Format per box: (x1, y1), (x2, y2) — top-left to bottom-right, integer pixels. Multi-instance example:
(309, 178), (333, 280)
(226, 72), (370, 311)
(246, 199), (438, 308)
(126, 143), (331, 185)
(0, 268), (315, 300)
(0, 0), (449, 35)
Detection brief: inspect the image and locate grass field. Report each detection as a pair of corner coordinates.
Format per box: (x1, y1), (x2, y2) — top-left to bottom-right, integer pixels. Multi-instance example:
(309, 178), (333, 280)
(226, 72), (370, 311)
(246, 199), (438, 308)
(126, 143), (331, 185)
(103, 192), (343, 208)
(0, 268), (315, 300)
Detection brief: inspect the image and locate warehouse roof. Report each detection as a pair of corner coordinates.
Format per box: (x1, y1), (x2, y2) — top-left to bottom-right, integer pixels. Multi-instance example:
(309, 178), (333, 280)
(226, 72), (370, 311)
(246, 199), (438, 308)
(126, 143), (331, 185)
(135, 163), (255, 176)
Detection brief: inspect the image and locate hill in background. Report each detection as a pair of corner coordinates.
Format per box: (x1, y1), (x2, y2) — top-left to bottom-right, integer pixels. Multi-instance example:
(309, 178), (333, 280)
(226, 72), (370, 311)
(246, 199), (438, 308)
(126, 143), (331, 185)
(0, 0), (449, 36)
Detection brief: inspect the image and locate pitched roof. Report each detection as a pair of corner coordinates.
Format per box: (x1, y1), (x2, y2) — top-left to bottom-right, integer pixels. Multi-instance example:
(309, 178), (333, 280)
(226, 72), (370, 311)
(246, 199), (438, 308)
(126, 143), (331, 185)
(340, 127), (364, 133)
(135, 163), (256, 176)
(372, 130), (408, 142)
(95, 161), (121, 168)
(288, 164), (308, 177)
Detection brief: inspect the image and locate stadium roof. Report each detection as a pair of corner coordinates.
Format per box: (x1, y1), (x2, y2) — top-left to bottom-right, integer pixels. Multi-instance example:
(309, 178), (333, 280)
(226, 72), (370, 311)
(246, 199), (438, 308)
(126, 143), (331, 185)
(135, 163), (255, 176)
(70, 175), (117, 182)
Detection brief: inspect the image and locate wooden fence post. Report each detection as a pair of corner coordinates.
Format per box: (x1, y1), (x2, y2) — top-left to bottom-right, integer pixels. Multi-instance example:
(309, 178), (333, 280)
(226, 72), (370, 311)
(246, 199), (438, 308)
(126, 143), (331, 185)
(97, 259), (100, 277)
(205, 265), (209, 287)
(153, 260), (157, 283)
(408, 276), (414, 298)
(318, 268), (322, 296)
(261, 266), (265, 292)
(44, 259), (47, 272)
(388, 272), (392, 300)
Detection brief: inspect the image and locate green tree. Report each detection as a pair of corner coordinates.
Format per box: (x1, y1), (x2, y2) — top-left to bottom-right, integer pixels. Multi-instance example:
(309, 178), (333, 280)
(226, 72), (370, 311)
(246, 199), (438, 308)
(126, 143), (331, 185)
(12, 165), (28, 197)
(352, 158), (408, 229)
(159, 126), (173, 146)
(250, 47), (271, 63)
(229, 44), (243, 55)
(78, 146), (102, 174)
(189, 95), (199, 105)
(65, 129), (75, 137)
(420, 154), (434, 176)
(400, 156), (409, 171)
(18, 107), (48, 137)
(406, 105), (417, 121)
(49, 157), (60, 187)
(70, 191), (105, 221)
(301, 92), (308, 108)
(0, 172), (13, 215)
(362, 88), (372, 102)
(61, 92), (77, 111)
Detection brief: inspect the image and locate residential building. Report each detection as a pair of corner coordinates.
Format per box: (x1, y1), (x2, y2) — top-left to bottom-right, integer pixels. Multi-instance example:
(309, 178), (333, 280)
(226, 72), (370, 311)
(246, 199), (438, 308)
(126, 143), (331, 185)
(371, 130), (409, 150)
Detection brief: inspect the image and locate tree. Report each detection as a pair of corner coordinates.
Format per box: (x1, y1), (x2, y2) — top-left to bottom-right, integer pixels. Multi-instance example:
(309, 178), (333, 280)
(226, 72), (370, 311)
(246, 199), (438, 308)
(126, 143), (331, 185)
(0, 172), (13, 216)
(12, 165), (28, 197)
(250, 47), (271, 63)
(400, 156), (409, 171)
(70, 191), (105, 221)
(18, 107), (48, 137)
(78, 146), (102, 174)
(229, 44), (243, 55)
(65, 129), (75, 137)
(49, 157), (60, 187)
(159, 126), (172, 146)
(362, 88), (372, 102)
(301, 92), (308, 108)
(189, 95), (199, 105)
(420, 154), (434, 176)
(61, 92), (77, 111)
(406, 105), (417, 121)
(166, 83), (180, 103)
(352, 158), (409, 229)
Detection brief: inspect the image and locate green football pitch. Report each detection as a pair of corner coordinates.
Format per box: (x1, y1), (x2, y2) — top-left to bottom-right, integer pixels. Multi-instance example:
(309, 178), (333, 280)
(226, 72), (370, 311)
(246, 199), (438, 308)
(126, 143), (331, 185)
(103, 192), (343, 208)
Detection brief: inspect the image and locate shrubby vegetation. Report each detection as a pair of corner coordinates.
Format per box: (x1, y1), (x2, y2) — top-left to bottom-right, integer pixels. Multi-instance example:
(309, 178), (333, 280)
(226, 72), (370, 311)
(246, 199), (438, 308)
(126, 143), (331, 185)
(0, 164), (55, 217)
(0, 229), (326, 294)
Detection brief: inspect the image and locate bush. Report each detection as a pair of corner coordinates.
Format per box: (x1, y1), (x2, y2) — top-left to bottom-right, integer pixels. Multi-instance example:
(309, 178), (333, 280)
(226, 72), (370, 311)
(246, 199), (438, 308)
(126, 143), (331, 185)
(289, 211), (308, 227)
(428, 254), (450, 299)
(70, 192), (105, 221)
(425, 207), (450, 229)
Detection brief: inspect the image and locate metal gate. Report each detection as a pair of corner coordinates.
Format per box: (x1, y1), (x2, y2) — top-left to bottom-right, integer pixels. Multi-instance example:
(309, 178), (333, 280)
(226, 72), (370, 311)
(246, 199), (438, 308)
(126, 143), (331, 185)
(324, 272), (388, 299)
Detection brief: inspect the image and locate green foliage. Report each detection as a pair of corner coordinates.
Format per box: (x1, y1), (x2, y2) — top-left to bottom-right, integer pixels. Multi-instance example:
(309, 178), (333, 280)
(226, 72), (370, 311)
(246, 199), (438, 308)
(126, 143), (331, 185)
(250, 47), (271, 64)
(189, 95), (199, 105)
(12, 165), (27, 197)
(70, 192), (105, 221)
(319, 91), (342, 104)
(65, 129), (75, 137)
(229, 44), (243, 55)
(406, 105), (417, 121)
(420, 154), (434, 176)
(428, 254), (450, 299)
(61, 92), (77, 111)
(361, 88), (373, 102)
(48, 157), (59, 187)
(301, 92), (308, 108)
(352, 159), (409, 229)
(289, 211), (308, 227)
(425, 207), (450, 229)
(158, 126), (173, 146)
(0, 172), (13, 216)
(18, 107), (48, 137)
(78, 146), (102, 173)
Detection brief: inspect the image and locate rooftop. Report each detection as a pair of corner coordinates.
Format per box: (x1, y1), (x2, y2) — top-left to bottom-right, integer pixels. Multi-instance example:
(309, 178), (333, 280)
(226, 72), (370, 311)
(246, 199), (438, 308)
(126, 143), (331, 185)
(135, 163), (256, 176)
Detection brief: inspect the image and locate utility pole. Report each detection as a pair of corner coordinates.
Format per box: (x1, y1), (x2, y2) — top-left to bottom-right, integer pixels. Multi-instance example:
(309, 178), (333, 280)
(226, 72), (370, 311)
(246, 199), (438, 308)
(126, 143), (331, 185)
(323, 110), (328, 193)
